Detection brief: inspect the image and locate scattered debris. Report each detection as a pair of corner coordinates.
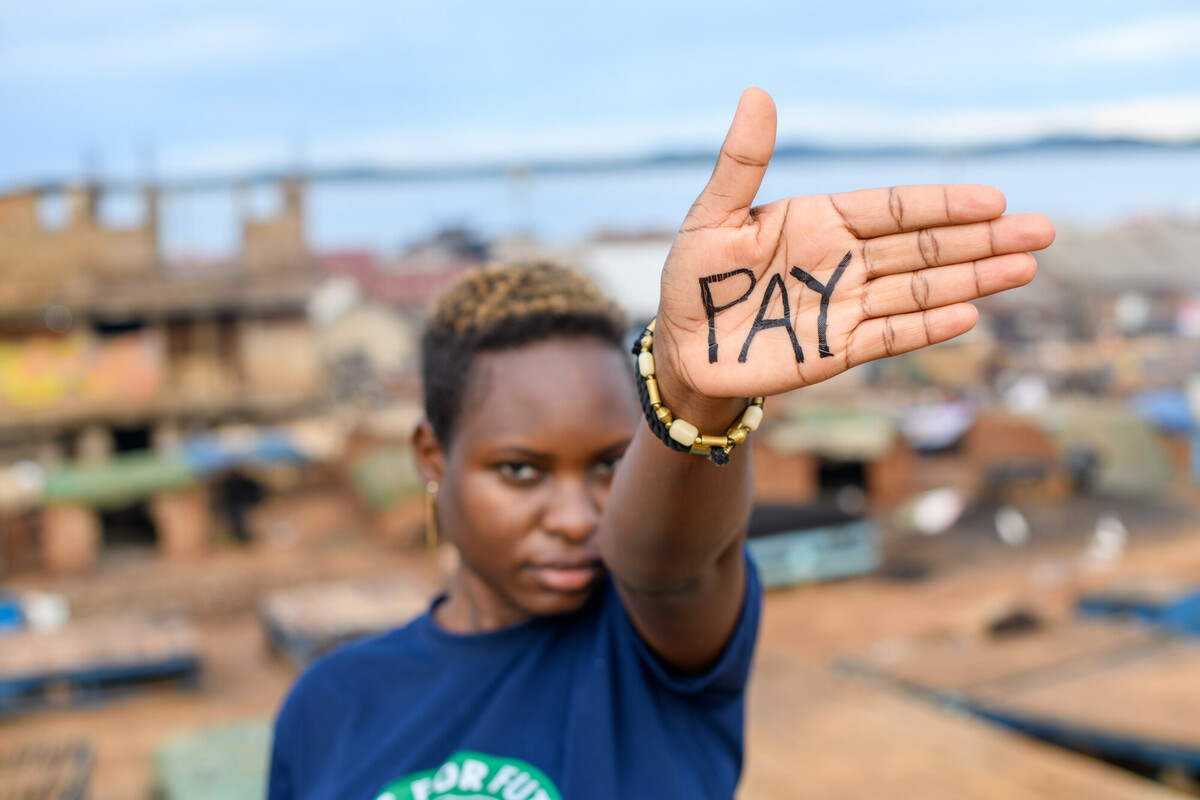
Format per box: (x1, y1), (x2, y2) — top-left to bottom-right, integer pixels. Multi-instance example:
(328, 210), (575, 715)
(895, 488), (968, 536)
(1084, 512), (1129, 566)
(994, 505), (1032, 547)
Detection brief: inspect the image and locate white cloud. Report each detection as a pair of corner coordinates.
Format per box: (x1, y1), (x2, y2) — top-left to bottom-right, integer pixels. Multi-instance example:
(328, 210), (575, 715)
(0, 17), (338, 80)
(1035, 95), (1200, 143)
(1061, 11), (1200, 65)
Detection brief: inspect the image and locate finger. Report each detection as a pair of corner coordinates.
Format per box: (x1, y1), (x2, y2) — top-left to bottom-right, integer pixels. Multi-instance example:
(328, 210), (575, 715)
(827, 184), (1007, 238)
(862, 213), (1054, 278)
(683, 87), (776, 230)
(859, 252), (1037, 319)
(846, 303), (979, 368)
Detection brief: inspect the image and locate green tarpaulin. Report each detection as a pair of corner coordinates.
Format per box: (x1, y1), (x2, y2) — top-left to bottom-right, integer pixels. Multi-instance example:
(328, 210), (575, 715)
(44, 453), (196, 509)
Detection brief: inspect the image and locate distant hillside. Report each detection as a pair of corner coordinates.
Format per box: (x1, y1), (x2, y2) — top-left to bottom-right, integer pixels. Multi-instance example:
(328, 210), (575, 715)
(14, 135), (1200, 194)
(768, 134), (1200, 160)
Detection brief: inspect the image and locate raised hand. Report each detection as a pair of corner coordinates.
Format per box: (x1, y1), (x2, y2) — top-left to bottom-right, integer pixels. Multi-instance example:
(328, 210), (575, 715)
(654, 88), (1056, 401)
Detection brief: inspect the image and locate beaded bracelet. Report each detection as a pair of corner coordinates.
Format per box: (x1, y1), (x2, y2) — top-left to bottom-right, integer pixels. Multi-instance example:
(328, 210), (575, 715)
(632, 318), (764, 466)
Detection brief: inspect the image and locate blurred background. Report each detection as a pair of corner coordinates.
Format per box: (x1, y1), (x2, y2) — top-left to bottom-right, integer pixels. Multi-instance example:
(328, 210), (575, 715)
(2, 2), (1199, 798)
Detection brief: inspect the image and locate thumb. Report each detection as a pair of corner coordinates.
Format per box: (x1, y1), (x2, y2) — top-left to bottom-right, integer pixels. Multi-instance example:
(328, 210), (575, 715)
(687, 87), (776, 229)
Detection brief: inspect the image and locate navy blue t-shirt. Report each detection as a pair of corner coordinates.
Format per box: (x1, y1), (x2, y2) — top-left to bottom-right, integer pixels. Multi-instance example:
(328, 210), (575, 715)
(268, 554), (762, 800)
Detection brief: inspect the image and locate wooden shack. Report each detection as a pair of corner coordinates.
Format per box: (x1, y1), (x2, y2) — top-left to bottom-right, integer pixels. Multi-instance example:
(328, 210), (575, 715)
(753, 404), (913, 510)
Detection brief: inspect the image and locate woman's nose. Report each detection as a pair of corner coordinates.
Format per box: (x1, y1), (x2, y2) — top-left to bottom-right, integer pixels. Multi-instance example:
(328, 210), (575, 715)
(542, 479), (600, 542)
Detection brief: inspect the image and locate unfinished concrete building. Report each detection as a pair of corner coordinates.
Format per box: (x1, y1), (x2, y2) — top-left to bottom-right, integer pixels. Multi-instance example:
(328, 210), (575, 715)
(0, 178), (325, 573)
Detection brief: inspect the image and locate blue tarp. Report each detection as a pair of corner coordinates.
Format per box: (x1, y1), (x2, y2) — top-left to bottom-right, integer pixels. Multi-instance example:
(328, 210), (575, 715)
(1077, 587), (1200, 637)
(178, 430), (307, 476)
(1130, 389), (1193, 434)
(0, 597), (22, 634)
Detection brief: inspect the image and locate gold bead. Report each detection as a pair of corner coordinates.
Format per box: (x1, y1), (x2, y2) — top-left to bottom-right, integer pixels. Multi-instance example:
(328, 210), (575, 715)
(728, 428), (748, 445)
(646, 377), (661, 406)
(640, 335), (653, 351)
(698, 434), (728, 449)
(655, 406), (673, 424)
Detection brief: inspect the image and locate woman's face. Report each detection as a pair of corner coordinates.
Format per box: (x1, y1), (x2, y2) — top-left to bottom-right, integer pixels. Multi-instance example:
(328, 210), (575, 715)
(423, 336), (639, 630)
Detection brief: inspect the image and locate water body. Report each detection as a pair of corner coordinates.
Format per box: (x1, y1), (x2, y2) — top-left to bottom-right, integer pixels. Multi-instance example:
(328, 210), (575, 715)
(159, 146), (1200, 258)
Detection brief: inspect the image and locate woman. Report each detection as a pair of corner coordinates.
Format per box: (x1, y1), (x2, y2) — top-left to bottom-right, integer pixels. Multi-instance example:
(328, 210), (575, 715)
(269, 88), (1054, 800)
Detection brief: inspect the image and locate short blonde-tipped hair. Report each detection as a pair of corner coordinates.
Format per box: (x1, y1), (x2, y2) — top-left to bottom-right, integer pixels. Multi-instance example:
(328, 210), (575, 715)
(421, 262), (627, 443)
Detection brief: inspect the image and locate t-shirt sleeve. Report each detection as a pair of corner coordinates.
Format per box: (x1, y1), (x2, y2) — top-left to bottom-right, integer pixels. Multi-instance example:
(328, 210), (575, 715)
(266, 659), (330, 800)
(614, 545), (763, 699)
(267, 706), (294, 800)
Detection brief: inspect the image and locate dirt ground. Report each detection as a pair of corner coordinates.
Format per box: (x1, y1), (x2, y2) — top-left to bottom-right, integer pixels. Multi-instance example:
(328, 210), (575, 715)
(3, 487), (1199, 798)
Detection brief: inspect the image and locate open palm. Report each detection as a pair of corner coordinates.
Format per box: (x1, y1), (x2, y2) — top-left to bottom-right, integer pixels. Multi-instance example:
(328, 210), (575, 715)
(654, 88), (1056, 400)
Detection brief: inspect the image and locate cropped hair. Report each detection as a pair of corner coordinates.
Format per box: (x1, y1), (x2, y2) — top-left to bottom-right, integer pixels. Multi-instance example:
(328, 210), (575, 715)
(420, 261), (628, 444)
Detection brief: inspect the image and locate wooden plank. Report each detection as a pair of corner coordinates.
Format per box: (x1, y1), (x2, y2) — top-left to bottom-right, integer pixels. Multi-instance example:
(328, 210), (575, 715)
(835, 619), (1200, 771)
(841, 620), (1164, 696)
(741, 650), (1182, 800)
(826, 525), (1200, 767)
(741, 582), (1188, 799)
(987, 640), (1200, 752)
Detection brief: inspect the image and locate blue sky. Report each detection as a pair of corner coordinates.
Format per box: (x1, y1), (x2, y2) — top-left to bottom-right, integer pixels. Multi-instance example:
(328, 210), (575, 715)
(2, 1), (1199, 187)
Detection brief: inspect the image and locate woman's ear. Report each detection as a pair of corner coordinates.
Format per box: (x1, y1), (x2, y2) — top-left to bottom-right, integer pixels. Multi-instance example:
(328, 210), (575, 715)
(412, 419), (445, 485)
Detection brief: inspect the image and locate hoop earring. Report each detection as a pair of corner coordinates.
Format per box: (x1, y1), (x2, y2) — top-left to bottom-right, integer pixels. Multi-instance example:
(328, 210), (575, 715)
(424, 481), (439, 564)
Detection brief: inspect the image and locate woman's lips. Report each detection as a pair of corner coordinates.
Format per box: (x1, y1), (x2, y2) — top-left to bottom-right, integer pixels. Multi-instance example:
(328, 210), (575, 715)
(529, 561), (602, 592)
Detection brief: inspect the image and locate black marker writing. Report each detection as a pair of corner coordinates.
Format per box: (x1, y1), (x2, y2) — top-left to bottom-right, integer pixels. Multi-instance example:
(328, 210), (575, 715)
(699, 269), (757, 363)
(738, 272), (805, 364)
(790, 251), (851, 358)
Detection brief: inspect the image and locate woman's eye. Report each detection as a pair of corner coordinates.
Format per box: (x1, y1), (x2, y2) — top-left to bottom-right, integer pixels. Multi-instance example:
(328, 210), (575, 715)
(592, 455), (622, 479)
(498, 462), (541, 482)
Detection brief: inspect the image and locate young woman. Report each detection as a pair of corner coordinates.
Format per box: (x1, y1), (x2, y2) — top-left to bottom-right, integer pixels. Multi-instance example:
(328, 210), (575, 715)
(268, 88), (1054, 800)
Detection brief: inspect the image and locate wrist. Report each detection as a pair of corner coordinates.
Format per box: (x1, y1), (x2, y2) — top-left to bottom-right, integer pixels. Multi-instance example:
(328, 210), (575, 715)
(653, 355), (746, 431)
(634, 318), (764, 466)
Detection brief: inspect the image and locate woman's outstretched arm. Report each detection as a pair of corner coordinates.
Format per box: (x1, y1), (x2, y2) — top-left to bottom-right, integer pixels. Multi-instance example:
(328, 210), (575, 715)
(598, 87), (1055, 673)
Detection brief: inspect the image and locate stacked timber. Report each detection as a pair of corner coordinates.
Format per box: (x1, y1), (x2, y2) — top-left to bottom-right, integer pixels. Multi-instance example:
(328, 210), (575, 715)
(0, 614), (200, 716)
(0, 740), (91, 800)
